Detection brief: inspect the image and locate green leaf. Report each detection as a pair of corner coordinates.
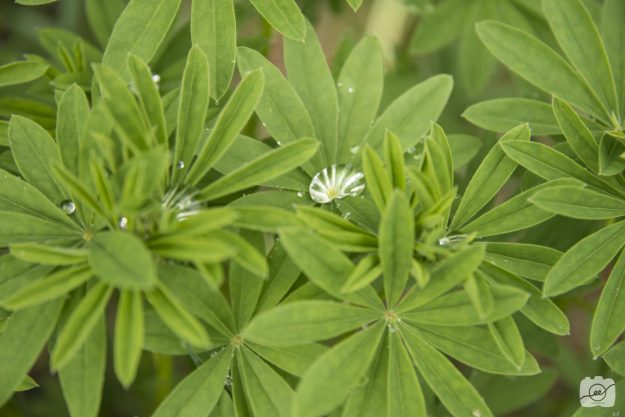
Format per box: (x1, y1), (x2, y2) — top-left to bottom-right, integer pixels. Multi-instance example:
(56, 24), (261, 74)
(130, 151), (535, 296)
(462, 179), (579, 237)
(148, 235), (234, 264)
(345, 0), (363, 11)
(85, 0), (125, 48)
(552, 97), (599, 172)
(191, 0), (236, 100)
(10, 243), (87, 266)
(174, 46), (210, 181)
(146, 284), (211, 349)
(51, 164), (109, 222)
(102, 0), (182, 76)
(57, 85), (89, 177)
(284, 20), (338, 164)
(336, 36), (383, 162)
(114, 290), (144, 387)
(1, 265), (92, 311)
(249, 0), (306, 40)
(403, 285), (529, 326)
(248, 343), (326, 377)
(601, 0), (625, 117)
(590, 249), (625, 356)
(478, 262), (570, 336)
(543, 220), (625, 297)
(152, 347), (232, 417)
(0, 211), (82, 245)
(387, 332), (427, 417)
(364, 74), (453, 150)
(483, 242), (562, 281)
(341, 254), (382, 293)
(379, 191), (414, 306)
(293, 322), (384, 417)
(237, 347), (294, 417)
(488, 317), (526, 370)
(476, 21), (605, 121)
(201, 138), (319, 201)
(0, 169), (77, 229)
(52, 282), (113, 370)
(599, 134), (625, 176)
(0, 61), (48, 87)
(603, 341), (625, 376)
(279, 228), (383, 310)
(9, 115), (67, 203)
(230, 206), (301, 233)
(59, 316), (106, 417)
(410, 324), (539, 375)
(543, 0), (618, 115)
(463, 98), (560, 135)
(0, 299), (64, 406)
(401, 325), (493, 417)
(243, 300), (378, 346)
(127, 54), (168, 145)
(500, 140), (621, 194)
(451, 124), (530, 230)
(362, 145), (393, 211)
(15, 0), (57, 5)
(398, 245), (486, 312)
(15, 375), (38, 392)
(88, 231), (156, 289)
(186, 70), (264, 185)
(529, 185), (625, 219)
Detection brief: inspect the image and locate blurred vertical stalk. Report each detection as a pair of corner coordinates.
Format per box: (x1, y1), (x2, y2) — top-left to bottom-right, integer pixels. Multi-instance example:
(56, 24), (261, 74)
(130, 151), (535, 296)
(151, 353), (174, 407)
(365, 0), (410, 68)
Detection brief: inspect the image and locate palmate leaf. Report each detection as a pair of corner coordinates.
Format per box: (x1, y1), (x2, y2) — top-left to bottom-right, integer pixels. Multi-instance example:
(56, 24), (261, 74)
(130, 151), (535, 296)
(88, 231), (157, 289)
(191, 0), (236, 100)
(552, 97), (599, 173)
(284, 20), (338, 165)
(463, 98), (561, 135)
(237, 346), (294, 417)
(476, 21), (606, 122)
(56, 85), (89, 177)
(151, 347), (232, 417)
(336, 36), (384, 162)
(114, 290), (144, 387)
(0, 299), (64, 406)
(590, 249), (625, 356)
(0, 61), (48, 88)
(249, 0), (306, 41)
(482, 242), (562, 282)
(451, 124), (530, 230)
(401, 325), (493, 417)
(529, 185), (625, 219)
(543, 0), (619, 116)
(51, 283), (113, 370)
(102, 0), (182, 76)
(248, 343), (326, 378)
(411, 324), (539, 376)
(59, 316), (106, 417)
(293, 322), (385, 417)
(387, 332), (427, 417)
(243, 300), (379, 347)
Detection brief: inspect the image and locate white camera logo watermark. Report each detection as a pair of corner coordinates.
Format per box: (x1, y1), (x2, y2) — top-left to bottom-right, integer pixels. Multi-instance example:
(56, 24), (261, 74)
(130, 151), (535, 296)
(579, 376), (616, 408)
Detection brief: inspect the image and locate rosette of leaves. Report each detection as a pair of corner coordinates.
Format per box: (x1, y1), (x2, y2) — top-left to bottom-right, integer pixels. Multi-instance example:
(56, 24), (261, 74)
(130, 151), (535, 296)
(461, 0), (625, 380)
(231, 126), (567, 417)
(0, 44), (319, 415)
(229, 25), (453, 209)
(410, 0), (544, 96)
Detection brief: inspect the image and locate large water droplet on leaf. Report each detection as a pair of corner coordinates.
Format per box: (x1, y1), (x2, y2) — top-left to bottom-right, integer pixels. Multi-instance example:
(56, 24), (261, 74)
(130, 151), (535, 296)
(309, 165), (365, 204)
(60, 200), (76, 215)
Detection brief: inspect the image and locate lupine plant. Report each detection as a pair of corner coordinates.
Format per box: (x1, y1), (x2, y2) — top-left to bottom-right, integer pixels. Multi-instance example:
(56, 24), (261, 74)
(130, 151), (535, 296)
(2, 0), (625, 416)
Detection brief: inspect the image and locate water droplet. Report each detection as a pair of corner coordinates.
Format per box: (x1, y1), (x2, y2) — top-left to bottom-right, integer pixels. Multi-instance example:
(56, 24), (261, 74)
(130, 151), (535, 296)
(60, 200), (76, 215)
(387, 324), (397, 333)
(407, 146), (417, 154)
(350, 145), (361, 154)
(297, 191), (305, 198)
(438, 234), (469, 246)
(342, 211), (351, 219)
(472, 410), (482, 417)
(151, 74), (161, 84)
(308, 165), (365, 204)
(347, 87), (355, 94)
(224, 374), (233, 387)
(119, 217), (129, 230)
(177, 160), (185, 169)
(261, 122), (267, 127)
